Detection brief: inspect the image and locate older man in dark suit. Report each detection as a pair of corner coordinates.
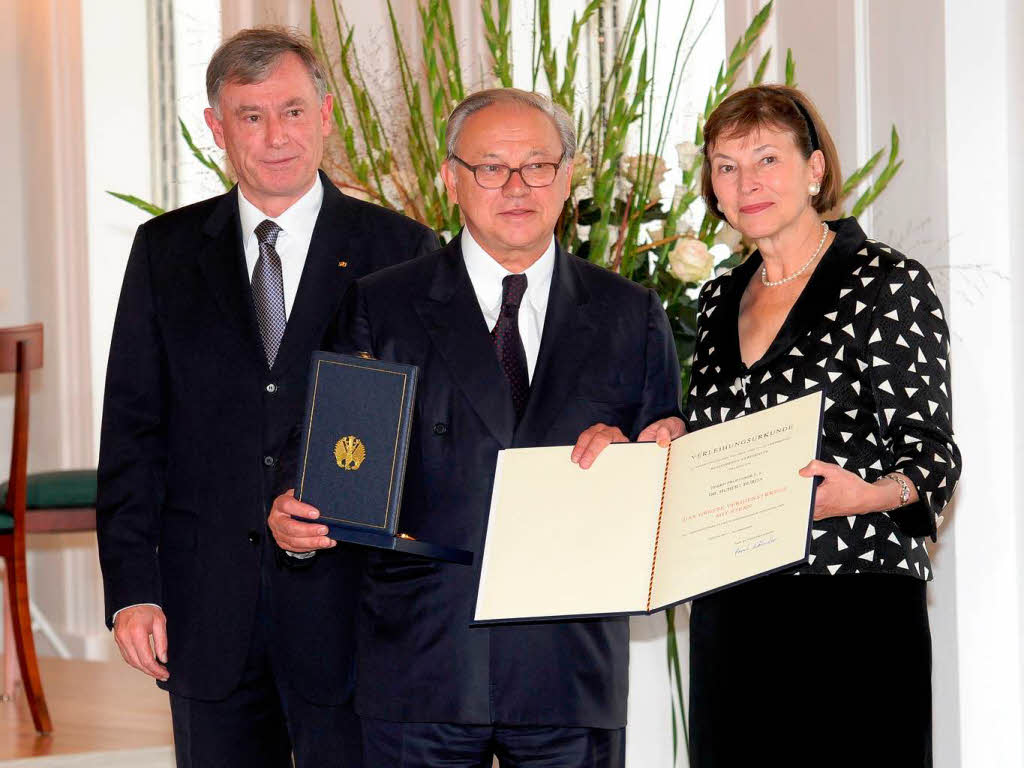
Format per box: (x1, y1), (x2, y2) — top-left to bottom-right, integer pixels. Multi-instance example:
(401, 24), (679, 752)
(270, 88), (681, 767)
(96, 27), (437, 768)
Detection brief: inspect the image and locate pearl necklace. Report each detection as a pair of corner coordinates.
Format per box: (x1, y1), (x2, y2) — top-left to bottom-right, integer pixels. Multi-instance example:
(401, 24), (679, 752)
(760, 222), (829, 288)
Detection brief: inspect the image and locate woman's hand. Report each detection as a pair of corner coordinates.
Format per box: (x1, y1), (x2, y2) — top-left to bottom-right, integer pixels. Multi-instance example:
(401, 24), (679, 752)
(798, 460), (906, 520)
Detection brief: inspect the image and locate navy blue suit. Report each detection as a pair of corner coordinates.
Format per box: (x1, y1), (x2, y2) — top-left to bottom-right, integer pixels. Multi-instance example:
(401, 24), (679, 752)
(327, 235), (681, 763)
(97, 172), (438, 766)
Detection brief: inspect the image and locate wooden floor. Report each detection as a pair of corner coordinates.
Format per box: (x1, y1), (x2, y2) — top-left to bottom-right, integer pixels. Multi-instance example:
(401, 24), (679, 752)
(0, 656), (173, 759)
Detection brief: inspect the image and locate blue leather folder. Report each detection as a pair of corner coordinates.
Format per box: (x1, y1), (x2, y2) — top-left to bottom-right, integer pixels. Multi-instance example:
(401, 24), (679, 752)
(294, 352), (473, 564)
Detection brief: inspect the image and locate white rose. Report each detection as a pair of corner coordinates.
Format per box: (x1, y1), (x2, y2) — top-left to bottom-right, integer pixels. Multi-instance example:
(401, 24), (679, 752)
(668, 237), (713, 283)
(714, 223), (744, 252)
(623, 154), (668, 187)
(676, 141), (699, 168)
(571, 153), (593, 189)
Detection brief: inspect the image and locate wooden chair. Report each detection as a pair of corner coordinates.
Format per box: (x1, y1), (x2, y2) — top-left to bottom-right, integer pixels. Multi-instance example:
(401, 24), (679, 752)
(0, 323), (51, 732)
(0, 324), (98, 734)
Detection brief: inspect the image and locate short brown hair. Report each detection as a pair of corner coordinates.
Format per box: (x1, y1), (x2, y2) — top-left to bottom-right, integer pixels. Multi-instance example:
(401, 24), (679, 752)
(206, 27), (328, 116)
(700, 85), (841, 219)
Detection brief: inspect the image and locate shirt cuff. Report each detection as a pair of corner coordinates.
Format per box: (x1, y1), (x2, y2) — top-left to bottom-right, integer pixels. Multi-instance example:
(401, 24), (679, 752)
(111, 603), (162, 626)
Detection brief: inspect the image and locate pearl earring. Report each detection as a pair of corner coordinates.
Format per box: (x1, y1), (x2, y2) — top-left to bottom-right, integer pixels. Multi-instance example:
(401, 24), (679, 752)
(809, 182), (821, 196)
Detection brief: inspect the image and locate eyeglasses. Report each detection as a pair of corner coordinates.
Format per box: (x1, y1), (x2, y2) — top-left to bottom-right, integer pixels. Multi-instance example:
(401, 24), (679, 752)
(451, 155), (563, 189)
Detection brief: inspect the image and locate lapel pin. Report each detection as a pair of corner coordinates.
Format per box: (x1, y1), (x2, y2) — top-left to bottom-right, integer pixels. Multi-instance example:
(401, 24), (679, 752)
(338, 260), (348, 268)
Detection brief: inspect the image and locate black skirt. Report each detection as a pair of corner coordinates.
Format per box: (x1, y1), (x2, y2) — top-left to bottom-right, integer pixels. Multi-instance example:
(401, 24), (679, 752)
(688, 573), (931, 768)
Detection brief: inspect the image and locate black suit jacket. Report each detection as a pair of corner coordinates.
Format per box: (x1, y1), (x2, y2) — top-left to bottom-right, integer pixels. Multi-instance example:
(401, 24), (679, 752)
(96, 172), (438, 703)
(327, 235), (681, 727)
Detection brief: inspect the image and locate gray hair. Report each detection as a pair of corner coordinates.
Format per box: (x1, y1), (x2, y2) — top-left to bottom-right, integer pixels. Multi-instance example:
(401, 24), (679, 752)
(206, 26), (328, 116)
(445, 88), (577, 160)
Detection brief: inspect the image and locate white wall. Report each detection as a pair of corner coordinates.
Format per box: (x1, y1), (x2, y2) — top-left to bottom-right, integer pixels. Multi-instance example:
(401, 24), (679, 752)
(944, 0), (1023, 763)
(83, 0), (155, 463)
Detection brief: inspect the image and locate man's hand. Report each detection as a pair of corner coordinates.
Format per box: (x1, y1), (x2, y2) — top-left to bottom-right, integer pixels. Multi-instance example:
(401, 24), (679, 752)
(637, 417), (686, 447)
(113, 605), (169, 682)
(268, 489), (336, 553)
(570, 423), (629, 469)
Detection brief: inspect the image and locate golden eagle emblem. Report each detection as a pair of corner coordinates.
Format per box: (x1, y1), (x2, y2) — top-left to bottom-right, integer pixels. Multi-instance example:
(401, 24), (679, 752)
(334, 436), (366, 471)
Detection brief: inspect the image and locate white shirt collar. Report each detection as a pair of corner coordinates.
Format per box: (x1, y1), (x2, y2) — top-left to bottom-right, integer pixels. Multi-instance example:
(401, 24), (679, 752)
(237, 173), (324, 245)
(460, 226), (556, 313)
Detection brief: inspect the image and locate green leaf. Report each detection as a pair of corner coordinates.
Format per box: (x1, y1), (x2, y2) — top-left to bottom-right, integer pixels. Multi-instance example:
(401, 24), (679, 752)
(841, 147), (884, 197)
(848, 125), (902, 218)
(107, 191), (165, 217)
(784, 47), (796, 86)
(178, 118), (232, 190)
(752, 48), (771, 84)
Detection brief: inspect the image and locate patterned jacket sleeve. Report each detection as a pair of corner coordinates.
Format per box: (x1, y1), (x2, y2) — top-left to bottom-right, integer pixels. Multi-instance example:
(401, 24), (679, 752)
(682, 280), (715, 431)
(866, 257), (961, 539)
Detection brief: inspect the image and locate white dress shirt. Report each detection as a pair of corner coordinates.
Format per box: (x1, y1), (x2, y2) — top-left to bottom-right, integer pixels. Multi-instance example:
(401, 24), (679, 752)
(112, 178), (328, 621)
(238, 174), (325, 317)
(460, 226), (556, 382)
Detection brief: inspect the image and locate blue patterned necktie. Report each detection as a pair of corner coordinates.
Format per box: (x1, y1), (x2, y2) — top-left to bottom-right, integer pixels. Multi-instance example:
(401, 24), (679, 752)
(491, 273), (530, 421)
(252, 219), (287, 367)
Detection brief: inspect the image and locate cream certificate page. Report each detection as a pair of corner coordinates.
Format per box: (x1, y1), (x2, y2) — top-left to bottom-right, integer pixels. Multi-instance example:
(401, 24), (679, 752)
(649, 391), (822, 610)
(474, 393), (822, 623)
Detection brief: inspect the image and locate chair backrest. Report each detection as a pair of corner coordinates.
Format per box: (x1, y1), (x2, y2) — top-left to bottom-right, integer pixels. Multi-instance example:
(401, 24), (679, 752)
(0, 324), (43, 373)
(1, 323), (43, 531)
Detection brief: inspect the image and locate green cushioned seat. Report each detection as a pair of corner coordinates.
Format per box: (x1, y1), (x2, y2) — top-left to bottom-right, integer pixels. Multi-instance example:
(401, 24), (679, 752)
(0, 469), (97, 510)
(0, 512), (12, 531)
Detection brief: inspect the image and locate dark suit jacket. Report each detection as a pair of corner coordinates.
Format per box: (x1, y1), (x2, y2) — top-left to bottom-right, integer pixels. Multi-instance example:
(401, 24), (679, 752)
(327, 234), (681, 728)
(96, 171), (438, 703)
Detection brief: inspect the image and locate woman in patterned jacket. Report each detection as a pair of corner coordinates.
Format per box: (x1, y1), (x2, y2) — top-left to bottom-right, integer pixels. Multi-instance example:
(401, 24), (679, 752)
(575, 85), (960, 766)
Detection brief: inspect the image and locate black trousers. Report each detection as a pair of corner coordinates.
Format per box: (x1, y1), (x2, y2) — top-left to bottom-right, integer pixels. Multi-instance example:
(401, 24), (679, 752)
(362, 719), (625, 768)
(169, 573), (362, 768)
(689, 573), (932, 768)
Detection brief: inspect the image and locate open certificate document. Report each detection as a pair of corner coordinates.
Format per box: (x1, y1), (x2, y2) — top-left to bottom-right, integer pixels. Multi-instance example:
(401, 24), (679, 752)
(474, 392), (824, 622)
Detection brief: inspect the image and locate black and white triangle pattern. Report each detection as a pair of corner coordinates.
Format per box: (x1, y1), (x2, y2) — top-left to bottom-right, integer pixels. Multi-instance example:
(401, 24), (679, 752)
(683, 221), (961, 580)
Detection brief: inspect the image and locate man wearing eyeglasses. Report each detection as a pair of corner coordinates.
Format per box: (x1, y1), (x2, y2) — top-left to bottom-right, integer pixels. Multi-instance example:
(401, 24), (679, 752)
(269, 88), (680, 766)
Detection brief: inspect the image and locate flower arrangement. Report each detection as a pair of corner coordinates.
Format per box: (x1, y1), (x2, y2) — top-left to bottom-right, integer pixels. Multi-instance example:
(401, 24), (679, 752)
(113, 0), (900, 398)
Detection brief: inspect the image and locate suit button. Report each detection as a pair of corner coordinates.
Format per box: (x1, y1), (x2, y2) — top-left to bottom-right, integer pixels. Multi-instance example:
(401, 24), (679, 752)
(248, 530), (260, 545)
(263, 455), (275, 467)
(433, 422), (448, 435)
(265, 383), (278, 394)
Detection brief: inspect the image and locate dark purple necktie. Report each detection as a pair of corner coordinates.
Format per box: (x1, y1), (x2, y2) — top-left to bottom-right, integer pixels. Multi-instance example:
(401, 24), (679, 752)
(252, 219), (286, 367)
(491, 273), (530, 421)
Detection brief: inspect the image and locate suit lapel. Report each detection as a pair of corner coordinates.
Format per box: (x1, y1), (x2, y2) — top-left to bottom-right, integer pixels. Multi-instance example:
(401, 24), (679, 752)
(413, 237), (517, 448)
(273, 174), (357, 373)
(196, 187), (267, 368)
(514, 246), (600, 446)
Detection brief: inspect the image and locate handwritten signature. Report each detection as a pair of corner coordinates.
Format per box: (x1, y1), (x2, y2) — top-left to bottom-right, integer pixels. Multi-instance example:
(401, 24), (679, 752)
(734, 536), (776, 556)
